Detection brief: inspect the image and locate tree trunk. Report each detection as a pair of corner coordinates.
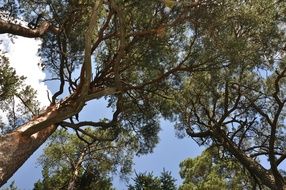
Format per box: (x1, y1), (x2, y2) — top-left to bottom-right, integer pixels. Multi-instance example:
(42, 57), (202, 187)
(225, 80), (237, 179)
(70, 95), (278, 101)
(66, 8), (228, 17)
(0, 6), (118, 186)
(0, 101), (76, 186)
(213, 129), (284, 190)
(67, 151), (86, 190)
(0, 124), (57, 186)
(0, 87), (118, 187)
(67, 170), (79, 190)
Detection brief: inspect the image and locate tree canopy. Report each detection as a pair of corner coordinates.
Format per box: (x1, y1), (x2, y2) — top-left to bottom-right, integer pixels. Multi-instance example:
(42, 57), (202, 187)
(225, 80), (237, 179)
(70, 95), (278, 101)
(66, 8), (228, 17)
(33, 129), (132, 190)
(179, 145), (266, 190)
(127, 170), (177, 190)
(0, 0), (286, 189)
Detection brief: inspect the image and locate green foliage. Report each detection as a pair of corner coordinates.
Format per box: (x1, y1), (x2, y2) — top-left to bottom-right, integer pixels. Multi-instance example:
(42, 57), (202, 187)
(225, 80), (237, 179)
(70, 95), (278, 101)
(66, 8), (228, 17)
(19, 0), (169, 156)
(128, 170), (177, 190)
(0, 55), (23, 101)
(160, 170), (177, 190)
(33, 174), (114, 190)
(34, 129), (133, 190)
(0, 53), (40, 133)
(1, 0), (286, 189)
(179, 146), (265, 190)
(2, 181), (19, 190)
(151, 2), (286, 188)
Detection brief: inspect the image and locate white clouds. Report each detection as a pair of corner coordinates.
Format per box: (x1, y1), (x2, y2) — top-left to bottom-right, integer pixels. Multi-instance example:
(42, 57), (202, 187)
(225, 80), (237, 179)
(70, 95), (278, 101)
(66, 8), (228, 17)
(0, 35), (51, 107)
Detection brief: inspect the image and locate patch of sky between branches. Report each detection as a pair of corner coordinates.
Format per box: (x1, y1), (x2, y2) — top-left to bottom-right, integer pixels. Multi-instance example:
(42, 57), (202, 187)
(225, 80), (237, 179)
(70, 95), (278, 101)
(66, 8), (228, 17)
(0, 34), (51, 123)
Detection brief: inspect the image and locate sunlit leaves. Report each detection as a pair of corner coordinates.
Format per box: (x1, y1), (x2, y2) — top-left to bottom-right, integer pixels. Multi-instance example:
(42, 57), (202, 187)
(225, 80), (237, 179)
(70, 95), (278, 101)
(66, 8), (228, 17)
(0, 53), (40, 133)
(179, 146), (259, 190)
(36, 129), (131, 189)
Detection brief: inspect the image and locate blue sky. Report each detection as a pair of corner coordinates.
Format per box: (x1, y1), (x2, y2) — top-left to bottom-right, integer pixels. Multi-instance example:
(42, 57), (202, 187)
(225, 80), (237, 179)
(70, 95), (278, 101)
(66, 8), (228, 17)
(0, 35), (204, 189)
(79, 100), (204, 189)
(3, 120), (203, 190)
(3, 100), (203, 189)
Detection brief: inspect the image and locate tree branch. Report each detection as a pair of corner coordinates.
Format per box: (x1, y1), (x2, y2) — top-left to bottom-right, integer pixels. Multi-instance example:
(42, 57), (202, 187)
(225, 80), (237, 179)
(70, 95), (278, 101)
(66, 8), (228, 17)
(0, 20), (60, 38)
(77, 0), (103, 97)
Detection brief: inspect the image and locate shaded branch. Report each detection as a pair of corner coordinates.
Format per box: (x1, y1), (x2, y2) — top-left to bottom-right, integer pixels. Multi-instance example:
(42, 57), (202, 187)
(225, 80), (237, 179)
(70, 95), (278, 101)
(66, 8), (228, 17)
(60, 120), (116, 130)
(52, 36), (66, 104)
(186, 128), (212, 138)
(277, 153), (286, 166)
(0, 19), (60, 38)
(77, 0), (103, 97)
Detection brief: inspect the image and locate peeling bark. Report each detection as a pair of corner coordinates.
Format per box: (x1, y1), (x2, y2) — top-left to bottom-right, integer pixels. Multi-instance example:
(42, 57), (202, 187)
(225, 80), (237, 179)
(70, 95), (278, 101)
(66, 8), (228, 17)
(0, 87), (118, 186)
(0, 124), (57, 186)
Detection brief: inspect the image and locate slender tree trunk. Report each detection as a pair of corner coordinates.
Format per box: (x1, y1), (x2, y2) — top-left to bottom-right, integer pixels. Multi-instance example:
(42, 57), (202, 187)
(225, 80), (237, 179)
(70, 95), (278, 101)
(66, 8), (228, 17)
(0, 124), (57, 186)
(67, 151), (86, 190)
(67, 169), (79, 190)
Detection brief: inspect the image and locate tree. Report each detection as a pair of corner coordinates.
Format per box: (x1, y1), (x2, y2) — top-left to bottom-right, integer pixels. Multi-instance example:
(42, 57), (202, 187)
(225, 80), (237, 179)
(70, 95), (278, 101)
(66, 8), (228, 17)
(2, 181), (19, 190)
(179, 145), (268, 190)
(0, 0), (199, 186)
(33, 129), (127, 190)
(128, 170), (176, 190)
(157, 1), (286, 189)
(0, 53), (40, 133)
(1, 0), (286, 189)
(160, 170), (177, 190)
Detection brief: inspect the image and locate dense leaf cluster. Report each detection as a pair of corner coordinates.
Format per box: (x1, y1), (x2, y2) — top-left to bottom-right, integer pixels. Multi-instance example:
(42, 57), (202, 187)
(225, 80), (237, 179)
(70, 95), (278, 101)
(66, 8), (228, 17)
(128, 170), (176, 190)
